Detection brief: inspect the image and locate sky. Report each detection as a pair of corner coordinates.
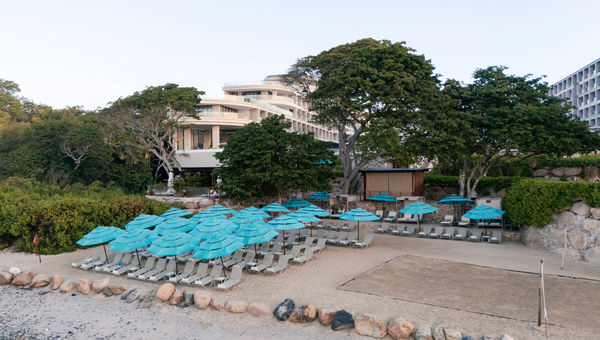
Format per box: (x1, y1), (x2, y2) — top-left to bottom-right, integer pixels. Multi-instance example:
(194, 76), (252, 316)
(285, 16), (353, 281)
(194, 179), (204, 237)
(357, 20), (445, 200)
(1, 0), (599, 110)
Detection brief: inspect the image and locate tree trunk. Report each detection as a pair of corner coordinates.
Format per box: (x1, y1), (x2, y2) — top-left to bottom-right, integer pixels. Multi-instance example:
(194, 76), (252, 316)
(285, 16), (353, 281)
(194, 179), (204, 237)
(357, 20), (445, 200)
(338, 127), (362, 195)
(166, 171), (175, 195)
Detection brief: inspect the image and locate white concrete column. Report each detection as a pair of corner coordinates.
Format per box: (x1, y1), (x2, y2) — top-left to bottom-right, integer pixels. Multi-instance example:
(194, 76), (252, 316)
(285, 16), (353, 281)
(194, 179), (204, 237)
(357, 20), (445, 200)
(183, 128), (191, 150)
(212, 125), (220, 148)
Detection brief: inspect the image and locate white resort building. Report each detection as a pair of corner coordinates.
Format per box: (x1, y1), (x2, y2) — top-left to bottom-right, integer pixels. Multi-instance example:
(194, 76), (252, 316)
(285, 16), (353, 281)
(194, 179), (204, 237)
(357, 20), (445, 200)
(174, 75), (338, 170)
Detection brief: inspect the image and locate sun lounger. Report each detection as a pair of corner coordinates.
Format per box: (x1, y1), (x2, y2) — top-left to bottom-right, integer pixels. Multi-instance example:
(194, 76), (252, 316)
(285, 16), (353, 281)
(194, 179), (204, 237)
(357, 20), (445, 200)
(341, 221), (355, 231)
(329, 231), (348, 245)
(397, 213), (412, 223)
(376, 222), (390, 234)
(383, 211), (397, 223)
(223, 250), (244, 268)
(249, 254), (274, 273)
(274, 232), (284, 244)
(467, 229), (482, 242)
(193, 264), (223, 286)
(329, 221), (343, 231)
(112, 255), (141, 275)
(441, 215), (454, 227)
(289, 245), (302, 258)
(257, 242), (270, 256)
(292, 247), (314, 264)
(80, 251), (113, 270)
(237, 250), (255, 268)
(169, 261), (196, 283)
(418, 226), (432, 238)
(284, 230), (298, 246)
(326, 230), (337, 242)
(488, 219), (502, 228)
(429, 226), (443, 238)
(210, 254), (230, 266)
(301, 237), (315, 248)
(265, 255), (291, 274)
(93, 252), (125, 272)
(401, 225), (416, 236)
(458, 217), (470, 227)
(216, 265), (243, 290)
(353, 233), (374, 248)
(180, 262), (208, 284)
(269, 242), (284, 255)
(299, 228), (309, 240)
(147, 259), (177, 281)
(72, 249), (101, 268)
(127, 256), (156, 278)
(374, 210), (383, 220)
(102, 253), (132, 272)
(391, 224), (404, 235)
(454, 227), (467, 240)
(137, 258), (167, 280)
(311, 238), (326, 252)
(489, 230), (503, 243)
(441, 227), (455, 239)
(315, 229), (325, 239)
(338, 232), (357, 246)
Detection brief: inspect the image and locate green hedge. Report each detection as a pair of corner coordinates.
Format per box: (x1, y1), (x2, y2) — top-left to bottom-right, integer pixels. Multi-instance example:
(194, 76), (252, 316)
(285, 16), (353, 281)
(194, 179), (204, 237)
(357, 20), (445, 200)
(424, 174), (522, 193)
(0, 177), (170, 254)
(503, 178), (600, 227)
(532, 155), (600, 169)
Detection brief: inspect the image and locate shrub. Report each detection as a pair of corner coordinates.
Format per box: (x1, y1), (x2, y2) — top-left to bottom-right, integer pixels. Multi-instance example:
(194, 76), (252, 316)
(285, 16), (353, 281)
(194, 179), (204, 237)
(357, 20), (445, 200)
(503, 178), (600, 227)
(424, 174), (522, 194)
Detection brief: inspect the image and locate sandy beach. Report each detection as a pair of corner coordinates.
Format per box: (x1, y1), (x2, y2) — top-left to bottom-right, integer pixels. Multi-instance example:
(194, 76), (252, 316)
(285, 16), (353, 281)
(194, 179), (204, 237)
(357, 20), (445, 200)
(2, 222), (600, 339)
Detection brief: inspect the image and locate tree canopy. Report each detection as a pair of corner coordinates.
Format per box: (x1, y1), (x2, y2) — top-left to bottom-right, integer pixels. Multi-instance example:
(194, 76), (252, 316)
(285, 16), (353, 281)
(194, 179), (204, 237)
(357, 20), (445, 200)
(286, 38), (440, 193)
(213, 115), (334, 203)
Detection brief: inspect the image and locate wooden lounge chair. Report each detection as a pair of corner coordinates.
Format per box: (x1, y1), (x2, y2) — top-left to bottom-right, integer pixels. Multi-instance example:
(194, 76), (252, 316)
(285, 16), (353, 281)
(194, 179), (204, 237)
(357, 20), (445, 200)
(374, 210), (384, 220)
(127, 256), (156, 278)
(376, 222), (390, 234)
(180, 262), (208, 284)
(440, 215), (454, 227)
(454, 227), (467, 240)
(148, 259), (177, 281)
(169, 261), (196, 283)
(223, 250), (244, 268)
(338, 232), (357, 246)
(237, 250), (255, 268)
(458, 217), (470, 227)
(311, 238), (327, 252)
(72, 249), (101, 268)
(401, 225), (416, 236)
(249, 254), (274, 273)
(353, 233), (374, 248)
(292, 247), (314, 264)
(94, 252), (125, 272)
(418, 226), (432, 238)
(265, 255), (291, 274)
(193, 264), (223, 286)
(383, 212), (397, 223)
(489, 230), (503, 243)
(429, 226), (443, 238)
(137, 258), (167, 280)
(467, 229), (482, 242)
(216, 265), (243, 290)
(441, 227), (455, 239)
(112, 255), (140, 275)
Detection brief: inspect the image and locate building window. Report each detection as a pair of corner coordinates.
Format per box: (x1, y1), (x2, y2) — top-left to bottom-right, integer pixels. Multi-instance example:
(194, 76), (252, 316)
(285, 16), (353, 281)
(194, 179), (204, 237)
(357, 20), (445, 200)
(221, 105), (238, 113)
(191, 130), (204, 149)
(242, 91), (261, 96)
(197, 105), (212, 113)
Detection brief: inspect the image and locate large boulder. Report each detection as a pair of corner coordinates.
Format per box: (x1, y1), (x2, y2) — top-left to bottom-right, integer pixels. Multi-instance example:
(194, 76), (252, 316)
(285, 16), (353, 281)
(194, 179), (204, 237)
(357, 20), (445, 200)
(194, 291), (213, 309)
(8, 267), (22, 276)
(0, 272), (12, 285)
(49, 275), (64, 290)
(583, 218), (600, 234)
(431, 324), (444, 340)
(247, 302), (270, 318)
(552, 167), (581, 177)
(126, 289), (140, 303)
(547, 226), (566, 247)
(444, 328), (462, 340)
(590, 208), (600, 220)
(289, 304), (317, 323)
(155, 283), (175, 302)
(500, 334), (514, 340)
(583, 247), (600, 265)
(138, 289), (155, 309)
(318, 308), (336, 326)
(108, 284), (126, 295)
(354, 313), (387, 338)
(177, 291), (194, 308)
(414, 324), (433, 340)
(29, 274), (50, 288)
(568, 231), (591, 250)
(572, 202), (591, 217)
(331, 310), (354, 331)
(76, 279), (91, 295)
(168, 290), (185, 306)
(102, 287), (114, 297)
(533, 168), (550, 177)
(12, 272), (35, 286)
(210, 296), (226, 311)
(226, 300), (248, 313)
(59, 281), (74, 294)
(91, 278), (110, 294)
(273, 299), (295, 321)
(387, 317), (414, 340)
(556, 211), (583, 230)
(121, 288), (136, 300)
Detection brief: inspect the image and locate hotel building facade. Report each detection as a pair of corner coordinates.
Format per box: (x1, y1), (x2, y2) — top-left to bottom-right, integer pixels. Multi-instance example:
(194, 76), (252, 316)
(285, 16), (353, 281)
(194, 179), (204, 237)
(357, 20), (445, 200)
(173, 75), (338, 169)
(549, 58), (600, 132)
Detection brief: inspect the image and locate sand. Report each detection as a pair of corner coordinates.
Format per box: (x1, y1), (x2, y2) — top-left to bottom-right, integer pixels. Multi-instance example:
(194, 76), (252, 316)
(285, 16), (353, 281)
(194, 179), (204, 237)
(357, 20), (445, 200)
(2, 222), (600, 339)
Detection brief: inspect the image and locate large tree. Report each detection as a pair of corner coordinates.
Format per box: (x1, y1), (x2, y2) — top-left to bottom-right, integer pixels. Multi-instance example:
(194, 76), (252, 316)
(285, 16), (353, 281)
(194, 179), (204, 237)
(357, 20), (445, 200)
(410, 66), (600, 197)
(286, 38), (440, 193)
(213, 115), (334, 203)
(101, 83), (203, 193)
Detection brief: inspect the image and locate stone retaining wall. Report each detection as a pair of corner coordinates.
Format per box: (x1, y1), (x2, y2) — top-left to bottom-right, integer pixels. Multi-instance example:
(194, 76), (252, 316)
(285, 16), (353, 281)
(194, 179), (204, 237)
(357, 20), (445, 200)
(521, 202), (600, 265)
(533, 166), (599, 182)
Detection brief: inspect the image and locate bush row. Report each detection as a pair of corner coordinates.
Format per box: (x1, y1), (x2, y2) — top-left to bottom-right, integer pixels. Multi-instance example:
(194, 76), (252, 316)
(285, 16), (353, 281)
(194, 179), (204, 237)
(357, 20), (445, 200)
(424, 174), (522, 194)
(0, 177), (171, 254)
(531, 155), (600, 169)
(503, 178), (600, 227)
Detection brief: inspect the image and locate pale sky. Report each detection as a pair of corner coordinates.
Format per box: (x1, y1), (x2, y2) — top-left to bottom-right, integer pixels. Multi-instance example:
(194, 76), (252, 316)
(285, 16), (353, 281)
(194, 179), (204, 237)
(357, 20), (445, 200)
(1, 0), (598, 110)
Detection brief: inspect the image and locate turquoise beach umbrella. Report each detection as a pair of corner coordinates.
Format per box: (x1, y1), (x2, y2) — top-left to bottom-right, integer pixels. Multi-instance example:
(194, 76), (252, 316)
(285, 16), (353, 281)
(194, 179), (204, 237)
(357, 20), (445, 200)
(437, 195), (474, 222)
(234, 222), (279, 248)
(283, 197), (311, 208)
(308, 192), (330, 200)
(206, 204), (236, 215)
(229, 211), (260, 225)
(267, 215), (304, 254)
(339, 208), (379, 240)
(193, 233), (245, 260)
(189, 218), (236, 240)
(463, 205), (504, 220)
(109, 229), (159, 264)
(399, 202), (438, 229)
(76, 226), (124, 261)
(367, 193), (397, 202)
(147, 232), (195, 256)
(154, 217), (195, 235)
(261, 202), (290, 213)
(297, 206), (331, 217)
(125, 215), (165, 230)
(160, 207), (193, 218)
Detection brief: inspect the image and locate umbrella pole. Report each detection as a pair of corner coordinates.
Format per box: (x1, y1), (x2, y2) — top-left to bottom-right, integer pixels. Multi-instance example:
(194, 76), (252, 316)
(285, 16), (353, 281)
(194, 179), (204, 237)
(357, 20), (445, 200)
(175, 255), (178, 274)
(135, 249), (141, 267)
(220, 257), (227, 279)
(102, 244), (109, 261)
(283, 230), (286, 255)
(358, 221), (360, 241)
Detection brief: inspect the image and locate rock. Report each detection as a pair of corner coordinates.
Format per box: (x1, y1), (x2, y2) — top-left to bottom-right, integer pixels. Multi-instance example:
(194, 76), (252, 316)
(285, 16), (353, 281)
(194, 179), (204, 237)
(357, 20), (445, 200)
(138, 290), (155, 309)
(225, 300), (248, 313)
(572, 201), (591, 217)
(318, 308), (336, 326)
(8, 267), (22, 276)
(184, 202), (198, 209)
(177, 291), (194, 308)
(583, 166), (599, 179)
(331, 310), (354, 331)
(155, 283), (175, 302)
(431, 324), (444, 340)
(210, 296), (226, 311)
(126, 289), (140, 303)
(273, 298), (295, 321)
(583, 218), (600, 233)
(29, 274), (50, 288)
(102, 286), (114, 297)
(168, 289), (185, 306)
(444, 328), (462, 340)
(414, 324), (433, 340)
(108, 284), (126, 295)
(556, 211), (583, 230)
(583, 247), (600, 264)
(387, 317), (414, 340)
(547, 226), (566, 247)
(59, 281), (74, 294)
(354, 313), (387, 338)
(121, 288), (137, 300)
(75, 279), (91, 295)
(533, 169), (549, 177)
(568, 231), (591, 250)
(91, 278), (110, 294)
(482, 335), (501, 340)
(12, 272), (35, 286)
(194, 291), (213, 309)
(500, 334), (514, 340)
(289, 304), (317, 323)
(552, 167), (581, 177)
(590, 208), (600, 220)
(461, 336), (475, 340)
(0, 272), (12, 285)
(49, 275), (64, 290)
(247, 301), (270, 317)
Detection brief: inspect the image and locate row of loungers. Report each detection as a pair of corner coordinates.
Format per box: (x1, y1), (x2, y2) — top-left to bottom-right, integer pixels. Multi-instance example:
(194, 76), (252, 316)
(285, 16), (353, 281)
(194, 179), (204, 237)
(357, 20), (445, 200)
(375, 223), (503, 243)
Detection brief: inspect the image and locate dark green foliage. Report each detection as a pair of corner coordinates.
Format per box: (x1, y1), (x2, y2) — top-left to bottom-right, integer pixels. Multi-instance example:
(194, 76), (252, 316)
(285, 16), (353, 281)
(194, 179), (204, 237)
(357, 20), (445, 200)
(214, 116), (334, 203)
(503, 179), (600, 227)
(0, 177), (170, 254)
(425, 174), (522, 193)
(532, 155), (600, 169)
